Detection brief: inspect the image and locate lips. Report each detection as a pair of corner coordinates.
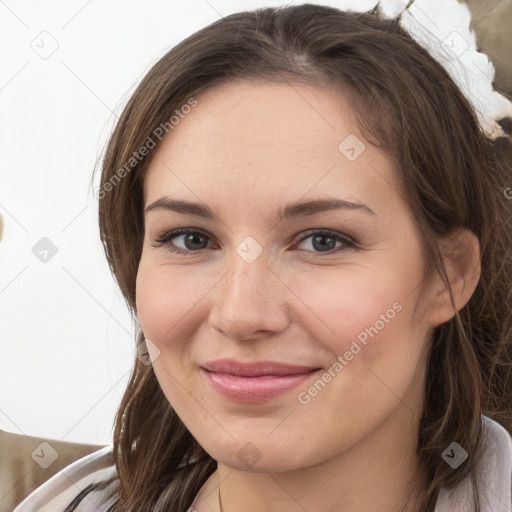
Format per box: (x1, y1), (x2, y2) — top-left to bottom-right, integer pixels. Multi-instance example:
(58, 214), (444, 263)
(201, 359), (320, 377)
(200, 359), (322, 403)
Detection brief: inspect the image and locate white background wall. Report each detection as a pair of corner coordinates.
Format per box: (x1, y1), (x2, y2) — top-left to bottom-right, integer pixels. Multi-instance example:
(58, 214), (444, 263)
(0, 0), (381, 446)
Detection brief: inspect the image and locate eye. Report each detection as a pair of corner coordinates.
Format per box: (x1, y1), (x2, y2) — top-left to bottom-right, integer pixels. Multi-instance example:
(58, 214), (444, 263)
(152, 229), (214, 255)
(152, 228), (356, 256)
(294, 229), (355, 254)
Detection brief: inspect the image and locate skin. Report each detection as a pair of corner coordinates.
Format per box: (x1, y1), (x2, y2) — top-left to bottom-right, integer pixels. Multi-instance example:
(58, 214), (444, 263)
(135, 80), (481, 512)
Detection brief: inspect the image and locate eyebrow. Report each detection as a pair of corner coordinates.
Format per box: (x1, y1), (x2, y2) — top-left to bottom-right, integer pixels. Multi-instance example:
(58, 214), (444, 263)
(144, 196), (376, 221)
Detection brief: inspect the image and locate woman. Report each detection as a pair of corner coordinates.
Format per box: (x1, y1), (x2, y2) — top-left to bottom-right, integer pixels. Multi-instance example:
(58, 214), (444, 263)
(13, 2), (512, 511)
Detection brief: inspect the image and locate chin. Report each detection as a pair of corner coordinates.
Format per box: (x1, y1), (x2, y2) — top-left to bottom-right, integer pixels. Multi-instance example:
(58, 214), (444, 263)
(198, 433), (314, 473)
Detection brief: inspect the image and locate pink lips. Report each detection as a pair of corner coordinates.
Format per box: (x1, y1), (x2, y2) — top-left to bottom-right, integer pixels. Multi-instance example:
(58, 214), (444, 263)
(201, 359), (321, 403)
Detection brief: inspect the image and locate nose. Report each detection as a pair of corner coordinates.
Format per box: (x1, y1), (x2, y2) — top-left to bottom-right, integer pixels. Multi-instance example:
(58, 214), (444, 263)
(208, 250), (290, 341)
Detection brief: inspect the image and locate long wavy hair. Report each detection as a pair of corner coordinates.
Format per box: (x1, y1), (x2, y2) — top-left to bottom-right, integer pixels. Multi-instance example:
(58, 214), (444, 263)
(66, 4), (512, 512)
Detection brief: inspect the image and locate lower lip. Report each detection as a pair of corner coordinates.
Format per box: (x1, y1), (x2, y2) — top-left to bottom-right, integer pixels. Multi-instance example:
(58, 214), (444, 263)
(200, 368), (320, 403)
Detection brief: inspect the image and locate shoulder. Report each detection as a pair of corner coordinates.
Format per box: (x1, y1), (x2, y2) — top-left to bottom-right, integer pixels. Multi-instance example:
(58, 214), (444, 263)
(434, 415), (512, 511)
(13, 445), (116, 512)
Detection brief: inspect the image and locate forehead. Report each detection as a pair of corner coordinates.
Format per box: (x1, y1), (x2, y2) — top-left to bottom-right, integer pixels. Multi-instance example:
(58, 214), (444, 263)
(143, 80), (401, 217)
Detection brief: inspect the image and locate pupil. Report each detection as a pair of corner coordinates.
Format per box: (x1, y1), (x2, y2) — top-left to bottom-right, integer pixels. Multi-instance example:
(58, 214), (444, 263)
(312, 234), (335, 252)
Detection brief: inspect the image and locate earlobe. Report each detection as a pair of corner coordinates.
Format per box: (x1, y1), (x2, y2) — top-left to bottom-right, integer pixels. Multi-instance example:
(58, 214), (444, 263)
(429, 228), (481, 327)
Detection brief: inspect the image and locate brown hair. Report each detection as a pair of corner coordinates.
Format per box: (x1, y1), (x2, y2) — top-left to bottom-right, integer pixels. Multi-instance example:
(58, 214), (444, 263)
(68, 4), (512, 512)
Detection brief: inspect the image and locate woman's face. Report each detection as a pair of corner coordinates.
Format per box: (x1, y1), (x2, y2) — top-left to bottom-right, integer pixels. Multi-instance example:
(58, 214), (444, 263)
(135, 80), (443, 472)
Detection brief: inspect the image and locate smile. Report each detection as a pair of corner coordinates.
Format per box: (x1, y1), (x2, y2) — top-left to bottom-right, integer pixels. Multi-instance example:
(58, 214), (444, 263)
(200, 359), (322, 403)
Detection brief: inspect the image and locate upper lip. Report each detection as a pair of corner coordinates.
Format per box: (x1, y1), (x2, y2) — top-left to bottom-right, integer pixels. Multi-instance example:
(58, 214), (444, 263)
(201, 359), (321, 377)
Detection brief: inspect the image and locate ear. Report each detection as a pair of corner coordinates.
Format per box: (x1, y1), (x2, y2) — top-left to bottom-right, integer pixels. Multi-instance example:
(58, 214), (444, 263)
(428, 228), (481, 328)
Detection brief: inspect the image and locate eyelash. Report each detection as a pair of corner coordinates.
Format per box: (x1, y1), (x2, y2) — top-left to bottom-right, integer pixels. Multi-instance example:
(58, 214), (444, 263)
(151, 228), (357, 256)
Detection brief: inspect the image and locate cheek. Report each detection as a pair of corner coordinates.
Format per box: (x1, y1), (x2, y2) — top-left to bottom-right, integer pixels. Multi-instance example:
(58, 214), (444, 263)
(288, 269), (428, 438)
(135, 261), (213, 347)
(135, 262), (207, 411)
(282, 259), (429, 412)
(284, 264), (411, 356)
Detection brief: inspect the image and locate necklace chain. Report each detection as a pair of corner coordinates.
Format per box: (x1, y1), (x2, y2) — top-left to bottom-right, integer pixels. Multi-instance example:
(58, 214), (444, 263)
(218, 473), (224, 512)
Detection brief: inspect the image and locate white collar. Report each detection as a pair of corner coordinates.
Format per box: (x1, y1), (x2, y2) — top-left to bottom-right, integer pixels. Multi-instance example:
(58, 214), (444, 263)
(435, 415), (512, 511)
